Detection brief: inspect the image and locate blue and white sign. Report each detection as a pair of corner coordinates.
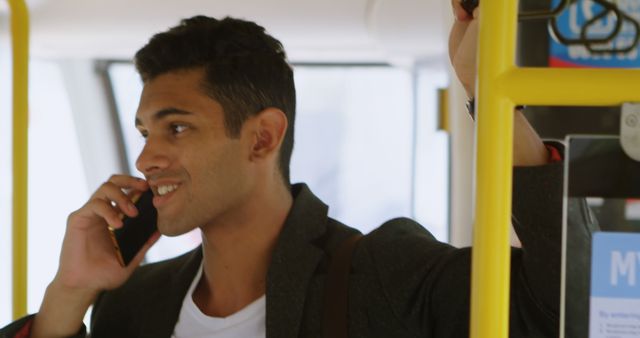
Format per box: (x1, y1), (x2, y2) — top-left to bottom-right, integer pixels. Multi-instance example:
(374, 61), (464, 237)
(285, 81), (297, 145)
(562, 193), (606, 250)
(550, 0), (640, 68)
(590, 232), (640, 337)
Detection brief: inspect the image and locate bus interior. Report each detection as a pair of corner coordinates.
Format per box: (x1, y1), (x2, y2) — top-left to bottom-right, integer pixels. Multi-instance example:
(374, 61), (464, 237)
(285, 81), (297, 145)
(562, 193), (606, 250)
(2, 0), (640, 336)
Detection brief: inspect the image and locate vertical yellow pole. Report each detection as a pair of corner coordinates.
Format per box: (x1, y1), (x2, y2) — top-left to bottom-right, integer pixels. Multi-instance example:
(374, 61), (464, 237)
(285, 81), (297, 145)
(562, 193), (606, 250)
(8, 0), (30, 320)
(470, 0), (517, 337)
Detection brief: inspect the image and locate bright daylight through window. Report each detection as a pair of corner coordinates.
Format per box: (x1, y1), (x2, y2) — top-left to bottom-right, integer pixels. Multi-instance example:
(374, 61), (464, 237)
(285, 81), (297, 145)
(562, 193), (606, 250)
(0, 60), (449, 325)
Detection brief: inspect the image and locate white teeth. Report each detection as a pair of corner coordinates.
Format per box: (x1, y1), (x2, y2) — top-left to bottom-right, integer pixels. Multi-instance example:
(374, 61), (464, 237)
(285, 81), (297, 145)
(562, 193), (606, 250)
(157, 184), (178, 196)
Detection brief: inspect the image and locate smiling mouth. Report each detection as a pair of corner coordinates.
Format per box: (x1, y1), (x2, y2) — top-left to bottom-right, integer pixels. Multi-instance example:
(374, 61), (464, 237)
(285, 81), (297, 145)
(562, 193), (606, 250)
(157, 184), (179, 196)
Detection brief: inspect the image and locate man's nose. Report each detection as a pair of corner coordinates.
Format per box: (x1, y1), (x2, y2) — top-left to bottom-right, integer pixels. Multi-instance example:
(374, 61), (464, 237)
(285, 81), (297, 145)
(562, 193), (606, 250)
(136, 137), (171, 175)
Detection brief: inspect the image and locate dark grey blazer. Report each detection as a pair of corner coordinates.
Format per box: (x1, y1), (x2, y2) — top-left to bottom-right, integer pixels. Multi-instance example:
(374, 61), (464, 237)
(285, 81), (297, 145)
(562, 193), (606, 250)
(2, 161), (586, 337)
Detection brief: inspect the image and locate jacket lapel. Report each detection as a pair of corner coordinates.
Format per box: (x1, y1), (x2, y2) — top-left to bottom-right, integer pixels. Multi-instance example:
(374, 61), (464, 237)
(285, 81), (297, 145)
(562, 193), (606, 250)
(138, 184), (328, 338)
(266, 184), (328, 338)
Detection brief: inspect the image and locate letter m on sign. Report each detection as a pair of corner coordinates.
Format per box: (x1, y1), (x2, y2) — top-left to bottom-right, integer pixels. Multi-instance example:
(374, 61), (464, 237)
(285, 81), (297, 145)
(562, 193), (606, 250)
(611, 251), (637, 286)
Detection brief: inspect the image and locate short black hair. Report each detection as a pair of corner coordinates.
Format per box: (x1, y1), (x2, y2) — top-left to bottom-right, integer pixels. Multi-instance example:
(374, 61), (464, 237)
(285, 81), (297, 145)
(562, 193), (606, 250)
(134, 16), (296, 184)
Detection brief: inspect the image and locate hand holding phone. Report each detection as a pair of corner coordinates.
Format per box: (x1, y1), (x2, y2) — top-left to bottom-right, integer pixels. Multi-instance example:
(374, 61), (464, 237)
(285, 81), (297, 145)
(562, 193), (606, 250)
(33, 177), (159, 337)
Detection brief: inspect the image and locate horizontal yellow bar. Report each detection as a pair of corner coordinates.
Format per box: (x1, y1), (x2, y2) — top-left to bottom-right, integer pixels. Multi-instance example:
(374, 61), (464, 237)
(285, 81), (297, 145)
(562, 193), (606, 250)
(502, 67), (640, 106)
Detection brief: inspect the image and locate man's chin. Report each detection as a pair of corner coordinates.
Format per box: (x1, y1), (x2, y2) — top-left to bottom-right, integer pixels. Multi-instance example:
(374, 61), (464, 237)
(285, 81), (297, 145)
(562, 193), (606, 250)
(157, 220), (196, 237)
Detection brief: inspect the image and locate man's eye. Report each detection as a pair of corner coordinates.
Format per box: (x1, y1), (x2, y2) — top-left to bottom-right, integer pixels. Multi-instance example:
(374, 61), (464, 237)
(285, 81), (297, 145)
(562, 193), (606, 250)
(139, 130), (148, 139)
(171, 124), (188, 134)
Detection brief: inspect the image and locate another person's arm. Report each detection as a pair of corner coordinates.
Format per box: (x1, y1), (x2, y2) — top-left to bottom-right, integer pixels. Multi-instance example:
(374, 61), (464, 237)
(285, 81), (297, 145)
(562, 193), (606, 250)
(449, 1), (550, 167)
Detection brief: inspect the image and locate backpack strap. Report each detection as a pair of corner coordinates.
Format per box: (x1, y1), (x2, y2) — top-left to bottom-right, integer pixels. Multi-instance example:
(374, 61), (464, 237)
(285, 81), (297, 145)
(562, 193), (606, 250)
(323, 233), (363, 338)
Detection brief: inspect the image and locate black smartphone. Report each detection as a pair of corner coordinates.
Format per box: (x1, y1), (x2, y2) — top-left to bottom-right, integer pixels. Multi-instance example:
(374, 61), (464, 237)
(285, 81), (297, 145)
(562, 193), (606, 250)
(109, 189), (158, 266)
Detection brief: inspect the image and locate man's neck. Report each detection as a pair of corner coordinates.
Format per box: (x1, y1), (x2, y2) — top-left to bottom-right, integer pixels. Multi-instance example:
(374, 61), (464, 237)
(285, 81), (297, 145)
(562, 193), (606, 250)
(193, 181), (293, 317)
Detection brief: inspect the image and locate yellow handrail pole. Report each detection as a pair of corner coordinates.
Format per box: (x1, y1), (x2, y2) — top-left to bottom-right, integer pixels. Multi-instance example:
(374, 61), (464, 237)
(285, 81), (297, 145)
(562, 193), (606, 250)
(8, 0), (30, 320)
(470, 0), (517, 337)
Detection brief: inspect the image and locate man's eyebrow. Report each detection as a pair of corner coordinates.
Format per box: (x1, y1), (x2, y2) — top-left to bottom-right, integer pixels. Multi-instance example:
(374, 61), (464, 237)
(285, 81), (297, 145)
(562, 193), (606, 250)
(135, 107), (194, 127)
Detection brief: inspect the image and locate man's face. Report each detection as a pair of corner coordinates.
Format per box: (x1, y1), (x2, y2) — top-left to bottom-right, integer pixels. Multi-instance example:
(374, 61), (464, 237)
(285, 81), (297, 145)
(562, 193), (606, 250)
(134, 68), (254, 236)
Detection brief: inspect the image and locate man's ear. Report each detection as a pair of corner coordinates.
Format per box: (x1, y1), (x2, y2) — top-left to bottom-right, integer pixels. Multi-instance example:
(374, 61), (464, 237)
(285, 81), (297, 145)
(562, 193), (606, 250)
(249, 108), (288, 161)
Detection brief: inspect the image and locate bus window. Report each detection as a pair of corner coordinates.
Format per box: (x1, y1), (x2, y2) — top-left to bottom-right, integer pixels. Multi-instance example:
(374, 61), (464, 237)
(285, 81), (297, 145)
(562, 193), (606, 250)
(0, 58), (89, 323)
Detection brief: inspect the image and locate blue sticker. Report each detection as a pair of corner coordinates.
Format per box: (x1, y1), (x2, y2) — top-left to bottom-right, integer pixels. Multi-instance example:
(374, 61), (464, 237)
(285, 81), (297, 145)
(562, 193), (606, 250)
(549, 0), (640, 68)
(589, 232), (640, 337)
(591, 232), (640, 299)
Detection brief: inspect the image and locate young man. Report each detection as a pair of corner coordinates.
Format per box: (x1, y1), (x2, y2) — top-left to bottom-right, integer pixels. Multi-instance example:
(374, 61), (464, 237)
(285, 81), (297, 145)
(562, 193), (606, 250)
(2, 3), (579, 337)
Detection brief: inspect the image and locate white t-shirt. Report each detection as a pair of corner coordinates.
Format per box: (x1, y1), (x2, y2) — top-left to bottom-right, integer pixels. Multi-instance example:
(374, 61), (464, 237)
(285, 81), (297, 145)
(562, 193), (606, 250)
(172, 264), (266, 338)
